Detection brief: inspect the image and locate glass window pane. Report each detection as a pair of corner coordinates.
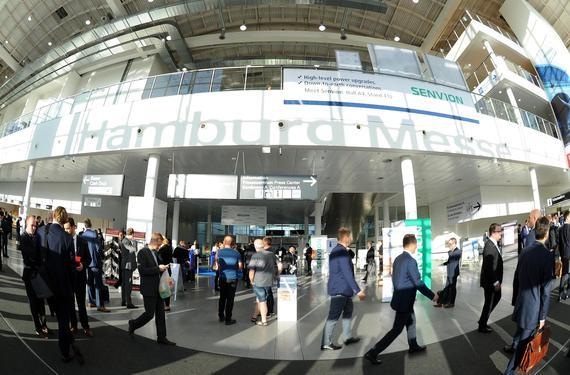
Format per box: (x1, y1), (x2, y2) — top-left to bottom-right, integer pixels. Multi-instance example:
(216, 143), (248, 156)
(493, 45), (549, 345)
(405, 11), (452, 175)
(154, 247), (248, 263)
(245, 67), (281, 90)
(191, 70), (213, 93)
(211, 68), (245, 92)
(141, 77), (154, 99)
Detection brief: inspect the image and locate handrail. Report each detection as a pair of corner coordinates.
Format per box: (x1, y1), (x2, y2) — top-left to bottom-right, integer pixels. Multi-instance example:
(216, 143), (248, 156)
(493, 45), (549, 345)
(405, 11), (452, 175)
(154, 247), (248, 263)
(0, 64), (559, 142)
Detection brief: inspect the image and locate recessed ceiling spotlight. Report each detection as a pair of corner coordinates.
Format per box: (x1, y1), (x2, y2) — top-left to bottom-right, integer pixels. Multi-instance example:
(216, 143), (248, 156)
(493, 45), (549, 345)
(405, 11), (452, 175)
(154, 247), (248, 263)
(240, 24), (247, 31)
(85, 19), (91, 25)
(182, 67), (187, 71)
(4, 75), (7, 79)
(319, 24), (326, 32)
(314, 64), (320, 68)
(394, 35), (400, 42)
(166, 35), (172, 41)
(462, 16), (468, 22)
(48, 41), (52, 46)
(498, 90), (502, 94)
(161, 37), (165, 42)
(27, 15), (32, 21)
(412, 0), (419, 3)
(4, 40), (7, 44)
(148, 0), (154, 2)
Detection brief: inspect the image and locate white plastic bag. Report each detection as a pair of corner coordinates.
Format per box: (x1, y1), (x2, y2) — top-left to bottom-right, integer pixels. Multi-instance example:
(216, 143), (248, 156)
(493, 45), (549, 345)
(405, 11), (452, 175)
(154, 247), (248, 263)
(158, 271), (172, 299)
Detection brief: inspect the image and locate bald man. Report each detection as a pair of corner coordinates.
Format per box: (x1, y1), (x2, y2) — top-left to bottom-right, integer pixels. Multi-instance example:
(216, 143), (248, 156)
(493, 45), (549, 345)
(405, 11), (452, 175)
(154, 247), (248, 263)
(216, 235), (242, 325)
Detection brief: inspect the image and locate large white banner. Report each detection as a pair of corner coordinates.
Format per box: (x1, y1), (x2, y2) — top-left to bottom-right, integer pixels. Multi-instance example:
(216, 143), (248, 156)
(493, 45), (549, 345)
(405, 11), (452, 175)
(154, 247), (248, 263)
(283, 68), (478, 126)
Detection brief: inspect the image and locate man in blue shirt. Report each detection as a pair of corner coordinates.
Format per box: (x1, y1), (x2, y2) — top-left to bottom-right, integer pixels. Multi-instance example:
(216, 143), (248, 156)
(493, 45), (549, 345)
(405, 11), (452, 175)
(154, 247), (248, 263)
(364, 234), (437, 365)
(321, 227), (366, 351)
(216, 235), (242, 325)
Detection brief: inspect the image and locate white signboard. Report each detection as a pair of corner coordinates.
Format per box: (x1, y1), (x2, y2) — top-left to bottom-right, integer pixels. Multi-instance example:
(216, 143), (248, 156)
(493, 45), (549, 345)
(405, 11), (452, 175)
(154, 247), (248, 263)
(239, 175), (317, 200)
(81, 175), (124, 196)
(83, 197), (102, 207)
(335, 50), (362, 71)
(283, 68), (478, 125)
(278, 276), (297, 322)
(167, 174), (238, 199)
(221, 205), (267, 226)
(446, 194), (482, 223)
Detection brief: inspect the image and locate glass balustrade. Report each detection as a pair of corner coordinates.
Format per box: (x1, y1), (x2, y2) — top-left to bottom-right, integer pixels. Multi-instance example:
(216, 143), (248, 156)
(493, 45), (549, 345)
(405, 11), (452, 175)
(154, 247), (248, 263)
(0, 65), (559, 141)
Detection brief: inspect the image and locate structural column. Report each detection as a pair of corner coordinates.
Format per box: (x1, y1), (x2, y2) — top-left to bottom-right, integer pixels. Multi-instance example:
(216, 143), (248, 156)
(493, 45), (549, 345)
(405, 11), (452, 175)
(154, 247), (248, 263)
(20, 162), (35, 229)
(374, 204), (381, 244)
(206, 209), (212, 248)
(144, 154), (160, 198)
(313, 202), (324, 236)
(401, 156), (418, 220)
(304, 214), (309, 242)
(529, 167), (541, 209)
(505, 87), (525, 126)
(171, 199), (180, 246)
(383, 200), (390, 228)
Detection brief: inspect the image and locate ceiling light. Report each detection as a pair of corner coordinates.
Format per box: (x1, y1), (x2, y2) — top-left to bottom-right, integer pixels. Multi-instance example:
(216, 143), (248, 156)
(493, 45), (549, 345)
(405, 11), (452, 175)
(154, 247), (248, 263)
(314, 64), (320, 68)
(161, 37), (165, 42)
(240, 24), (247, 31)
(27, 15), (32, 21)
(4, 40), (7, 44)
(4, 75), (7, 79)
(85, 19), (91, 25)
(412, 0), (419, 3)
(48, 41), (52, 46)
(394, 35), (400, 42)
(148, 0), (154, 2)
(182, 67), (187, 72)
(219, 27), (226, 40)
(262, 146), (271, 154)
(340, 28), (347, 40)
(166, 35), (172, 41)
(319, 24), (326, 32)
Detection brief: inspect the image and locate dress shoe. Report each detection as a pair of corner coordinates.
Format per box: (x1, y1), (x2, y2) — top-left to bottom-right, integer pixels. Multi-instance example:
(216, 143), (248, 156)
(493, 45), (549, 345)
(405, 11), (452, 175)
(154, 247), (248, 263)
(225, 319), (237, 326)
(41, 326), (51, 335)
(127, 320), (135, 338)
(443, 304), (455, 308)
(71, 344), (84, 365)
(409, 345), (427, 354)
(83, 328), (94, 337)
(62, 354), (75, 363)
(218, 315), (225, 322)
(97, 307), (111, 313)
(344, 337), (361, 345)
(157, 338), (176, 346)
(121, 302), (126, 307)
(126, 304), (137, 309)
(364, 351), (382, 365)
(503, 344), (515, 354)
(321, 343), (342, 351)
(433, 303), (443, 308)
(88, 303), (97, 308)
(35, 330), (48, 339)
(478, 326), (493, 333)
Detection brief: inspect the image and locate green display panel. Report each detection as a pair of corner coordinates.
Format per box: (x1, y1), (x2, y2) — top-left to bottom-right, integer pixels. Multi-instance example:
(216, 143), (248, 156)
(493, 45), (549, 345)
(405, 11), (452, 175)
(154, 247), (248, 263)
(404, 218), (432, 288)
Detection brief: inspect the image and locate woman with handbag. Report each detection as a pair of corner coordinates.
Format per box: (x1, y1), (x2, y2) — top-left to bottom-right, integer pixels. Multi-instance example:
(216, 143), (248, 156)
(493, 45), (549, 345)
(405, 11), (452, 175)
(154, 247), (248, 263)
(18, 215), (51, 338)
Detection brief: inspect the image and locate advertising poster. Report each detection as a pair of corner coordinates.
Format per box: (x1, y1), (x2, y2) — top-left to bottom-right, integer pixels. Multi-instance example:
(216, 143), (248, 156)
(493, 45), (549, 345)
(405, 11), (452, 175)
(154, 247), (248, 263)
(277, 275), (298, 322)
(310, 236), (327, 275)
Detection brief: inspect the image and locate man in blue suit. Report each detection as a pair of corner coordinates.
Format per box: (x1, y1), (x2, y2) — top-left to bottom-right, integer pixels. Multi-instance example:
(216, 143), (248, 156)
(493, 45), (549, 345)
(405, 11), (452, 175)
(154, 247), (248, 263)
(82, 218), (110, 312)
(320, 227), (366, 351)
(364, 234), (437, 365)
(504, 216), (553, 374)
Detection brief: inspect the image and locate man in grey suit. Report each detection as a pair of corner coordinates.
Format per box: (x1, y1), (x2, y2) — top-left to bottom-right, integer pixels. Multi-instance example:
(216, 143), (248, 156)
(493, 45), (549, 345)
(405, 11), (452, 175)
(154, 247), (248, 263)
(504, 217), (553, 374)
(128, 232), (175, 346)
(364, 234), (437, 365)
(119, 228), (137, 309)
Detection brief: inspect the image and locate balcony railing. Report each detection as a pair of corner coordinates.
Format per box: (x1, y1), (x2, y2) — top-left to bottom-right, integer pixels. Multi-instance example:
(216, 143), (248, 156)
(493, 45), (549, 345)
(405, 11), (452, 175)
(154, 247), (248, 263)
(0, 65), (560, 142)
(440, 10), (521, 56)
(465, 54), (543, 92)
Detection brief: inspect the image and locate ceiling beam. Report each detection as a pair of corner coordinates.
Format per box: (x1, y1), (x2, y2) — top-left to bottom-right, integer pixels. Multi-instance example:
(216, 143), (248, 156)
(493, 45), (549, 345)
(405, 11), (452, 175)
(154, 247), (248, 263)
(105, 0), (128, 18)
(0, 45), (21, 71)
(420, 0), (462, 53)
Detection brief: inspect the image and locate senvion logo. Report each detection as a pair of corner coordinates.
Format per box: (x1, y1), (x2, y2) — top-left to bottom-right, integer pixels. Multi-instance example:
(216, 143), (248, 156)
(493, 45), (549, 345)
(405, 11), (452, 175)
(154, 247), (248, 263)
(411, 86), (464, 104)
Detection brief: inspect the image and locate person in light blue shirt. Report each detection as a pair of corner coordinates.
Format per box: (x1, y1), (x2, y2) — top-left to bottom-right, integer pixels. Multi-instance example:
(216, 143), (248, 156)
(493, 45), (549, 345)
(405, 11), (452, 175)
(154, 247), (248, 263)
(216, 235), (242, 325)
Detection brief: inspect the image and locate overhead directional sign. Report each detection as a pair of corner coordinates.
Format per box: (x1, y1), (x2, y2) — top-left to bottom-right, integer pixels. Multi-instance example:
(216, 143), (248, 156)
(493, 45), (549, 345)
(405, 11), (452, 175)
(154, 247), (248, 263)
(167, 174), (238, 199)
(221, 205), (267, 226)
(447, 194), (482, 223)
(81, 175), (124, 196)
(547, 191), (570, 206)
(239, 175), (318, 200)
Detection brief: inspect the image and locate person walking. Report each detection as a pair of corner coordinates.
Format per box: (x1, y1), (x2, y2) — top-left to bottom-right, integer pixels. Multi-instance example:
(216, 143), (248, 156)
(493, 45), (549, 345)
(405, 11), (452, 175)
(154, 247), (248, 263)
(119, 228), (138, 308)
(83, 219), (110, 313)
(321, 228), (366, 351)
(504, 217), (553, 375)
(128, 232), (175, 346)
(38, 207), (83, 363)
(364, 234), (437, 365)
(64, 218), (93, 337)
(362, 241), (376, 283)
(249, 239), (277, 326)
(216, 235), (242, 325)
(158, 235), (173, 312)
(434, 238), (462, 308)
(18, 215), (50, 337)
(304, 243), (313, 276)
(478, 223), (504, 333)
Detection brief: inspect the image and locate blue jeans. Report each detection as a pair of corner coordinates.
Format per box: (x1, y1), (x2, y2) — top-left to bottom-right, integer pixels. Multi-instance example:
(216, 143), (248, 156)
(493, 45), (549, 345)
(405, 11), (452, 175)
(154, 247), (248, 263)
(253, 285), (271, 302)
(87, 268), (104, 307)
(321, 295), (354, 346)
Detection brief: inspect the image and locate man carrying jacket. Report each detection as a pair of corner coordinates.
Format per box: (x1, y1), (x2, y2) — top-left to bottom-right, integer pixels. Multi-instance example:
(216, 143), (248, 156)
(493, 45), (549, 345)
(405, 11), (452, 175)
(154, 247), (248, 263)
(320, 227), (366, 351)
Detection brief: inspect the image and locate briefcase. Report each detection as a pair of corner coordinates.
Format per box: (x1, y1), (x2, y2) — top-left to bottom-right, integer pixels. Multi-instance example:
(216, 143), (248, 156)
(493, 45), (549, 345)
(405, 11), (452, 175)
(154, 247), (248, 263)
(517, 326), (550, 374)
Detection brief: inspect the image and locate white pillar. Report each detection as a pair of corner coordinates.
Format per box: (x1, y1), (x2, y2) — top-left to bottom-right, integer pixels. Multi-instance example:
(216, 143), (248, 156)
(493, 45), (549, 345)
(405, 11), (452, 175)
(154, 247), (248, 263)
(144, 154), (160, 198)
(313, 202), (324, 236)
(374, 204), (381, 243)
(20, 162), (35, 228)
(529, 167), (541, 209)
(383, 200), (390, 227)
(172, 199), (180, 246)
(505, 87), (524, 126)
(58, 70), (82, 99)
(401, 156), (418, 220)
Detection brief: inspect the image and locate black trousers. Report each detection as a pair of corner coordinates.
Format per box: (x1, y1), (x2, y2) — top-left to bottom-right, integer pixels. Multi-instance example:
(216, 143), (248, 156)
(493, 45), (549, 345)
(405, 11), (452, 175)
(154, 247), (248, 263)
(1, 232), (8, 255)
(54, 295), (74, 357)
(218, 279), (237, 321)
(559, 257), (570, 295)
(267, 287), (275, 314)
(370, 310), (417, 355)
(23, 277), (47, 331)
(478, 286), (501, 328)
(70, 278), (89, 330)
(363, 261), (375, 281)
(121, 269), (134, 305)
(442, 275), (459, 305)
(131, 296), (166, 340)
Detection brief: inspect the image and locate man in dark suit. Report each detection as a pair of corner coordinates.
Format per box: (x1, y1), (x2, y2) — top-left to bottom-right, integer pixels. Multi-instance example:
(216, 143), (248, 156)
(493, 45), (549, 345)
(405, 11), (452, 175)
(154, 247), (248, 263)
(64, 218), (93, 337)
(557, 210), (570, 301)
(83, 218), (110, 312)
(364, 234), (437, 365)
(435, 238), (462, 308)
(478, 223), (504, 333)
(1, 212), (11, 257)
(37, 207), (83, 364)
(128, 232), (175, 345)
(119, 228), (137, 308)
(504, 217), (553, 375)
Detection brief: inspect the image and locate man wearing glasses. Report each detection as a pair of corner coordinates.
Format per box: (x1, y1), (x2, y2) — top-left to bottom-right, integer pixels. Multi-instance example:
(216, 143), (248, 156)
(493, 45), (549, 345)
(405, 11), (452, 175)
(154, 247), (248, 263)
(478, 223), (503, 333)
